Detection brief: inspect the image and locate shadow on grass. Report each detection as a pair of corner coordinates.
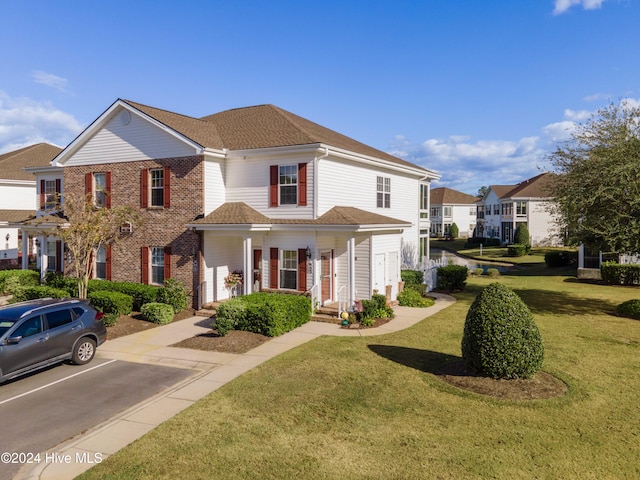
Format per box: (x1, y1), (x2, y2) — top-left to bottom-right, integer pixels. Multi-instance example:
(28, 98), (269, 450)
(368, 344), (461, 375)
(511, 287), (618, 316)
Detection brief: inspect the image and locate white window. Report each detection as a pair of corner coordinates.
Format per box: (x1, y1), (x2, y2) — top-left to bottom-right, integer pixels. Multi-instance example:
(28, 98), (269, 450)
(377, 176), (390, 208)
(150, 169), (164, 207)
(443, 206), (452, 217)
(470, 207), (476, 215)
(46, 241), (57, 272)
(493, 204), (500, 215)
(95, 246), (107, 280)
(94, 173), (107, 208)
(151, 247), (165, 285)
(516, 201), (527, 215)
(279, 165), (298, 205)
(431, 206), (441, 217)
(420, 184), (429, 210)
(279, 250), (297, 289)
(44, 180), (57, 210)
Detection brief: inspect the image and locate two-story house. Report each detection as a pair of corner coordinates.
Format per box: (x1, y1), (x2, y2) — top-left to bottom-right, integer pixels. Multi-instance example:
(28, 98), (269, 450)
(0, 143), (61, 269)
(22, 99), (440, 309)
(476, 172), (558, 246)
(429, 187), (478, 238)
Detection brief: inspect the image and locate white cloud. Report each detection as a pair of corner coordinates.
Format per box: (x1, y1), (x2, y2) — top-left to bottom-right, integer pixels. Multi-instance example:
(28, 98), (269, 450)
(31, 70), (71, 93)
(553, 0), (607, 15)
(583, 92), (611, 102)
(0, 91), (83, 154)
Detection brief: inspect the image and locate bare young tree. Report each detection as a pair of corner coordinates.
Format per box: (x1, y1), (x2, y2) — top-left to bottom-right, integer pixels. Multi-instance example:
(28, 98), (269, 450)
(47, 193), (139, 298)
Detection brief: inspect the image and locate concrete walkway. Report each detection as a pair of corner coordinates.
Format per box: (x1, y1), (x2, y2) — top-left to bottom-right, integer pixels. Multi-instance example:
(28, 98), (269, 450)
(16, 293), (456, 480)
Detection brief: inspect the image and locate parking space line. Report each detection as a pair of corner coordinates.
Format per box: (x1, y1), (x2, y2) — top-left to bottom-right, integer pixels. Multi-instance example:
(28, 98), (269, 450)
(0, 359), (118, 406)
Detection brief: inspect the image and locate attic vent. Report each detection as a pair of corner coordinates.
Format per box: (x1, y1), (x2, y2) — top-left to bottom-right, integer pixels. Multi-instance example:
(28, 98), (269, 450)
(120, 110), (131, 125)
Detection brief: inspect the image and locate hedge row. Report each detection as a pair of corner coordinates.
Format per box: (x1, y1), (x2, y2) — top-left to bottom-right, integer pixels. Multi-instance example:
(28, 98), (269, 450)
(437, 265), (468, 291)
(601, 262), (640, 286)
(401, 270), (423, 285)
(215, 292), (311, 337)
(0, 270), (40, 294)
(10, 286), (71, 303)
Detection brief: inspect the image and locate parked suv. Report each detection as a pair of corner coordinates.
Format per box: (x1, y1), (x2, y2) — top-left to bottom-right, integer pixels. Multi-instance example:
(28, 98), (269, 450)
(0, 298), (107, 383)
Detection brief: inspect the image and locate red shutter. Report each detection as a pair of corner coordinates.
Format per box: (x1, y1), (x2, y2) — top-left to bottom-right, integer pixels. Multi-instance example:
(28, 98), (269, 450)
(141, 246), (149, 284)
(297, 248), (307, 292)
(106, 244), (112, 281)
(164, 246), (172, 281)
(269, 248), (278, 289)
(163, 166), (171, 208)
(55, 179), (61, 208)
(298, 163), (307, 206)
(56, 241), (63, 273)
(40, 179), (45, 209)
(269, 165), (278, 207)
(85, 173), (93, 197)
(140, 169), (148, 208)
(105, 172), (112, 208)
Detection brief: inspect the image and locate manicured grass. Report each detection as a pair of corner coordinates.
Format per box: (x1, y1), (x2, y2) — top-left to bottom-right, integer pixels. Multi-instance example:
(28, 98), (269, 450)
(79, 265), (640, 480)
(432, 239), (577, 265)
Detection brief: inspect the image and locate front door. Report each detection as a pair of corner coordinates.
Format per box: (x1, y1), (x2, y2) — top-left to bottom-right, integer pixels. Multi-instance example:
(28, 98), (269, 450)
(374, 253), (385, 294)
(321, 251), (333, 303)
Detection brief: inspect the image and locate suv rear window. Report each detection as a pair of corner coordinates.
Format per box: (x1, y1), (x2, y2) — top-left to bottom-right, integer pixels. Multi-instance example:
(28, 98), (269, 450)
(46, 309), (75, 329)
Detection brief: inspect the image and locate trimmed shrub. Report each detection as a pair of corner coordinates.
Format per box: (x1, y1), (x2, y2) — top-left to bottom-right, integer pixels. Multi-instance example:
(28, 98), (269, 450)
(216, 292), (311, 337)
(472, 267), (485, 276)
(88, 290), (133, 316)
(88, 280), (159, 310)
(437, 265), (468, 291)
(404, 283), (428, 297)
(141, 302), (174, 325)
(0, 270), (40, 294)
(102, 312), (119, 327)
(461, 283), (544, 379)
(44, 272), (79, 296)
(449, 223), (459, 239)
(616, 299), (640, 320)
(10, 286), (70, 303)
(486, 237), (501, 247)
(514, 223), (531, 247)
(401, 269), (423, 285)
(601, 262), (640, 286)
(545, 250), (575, 268)
(397, 288), (435, 308)
(507, 244), (528, 257)
(360, 293), (394, 324)
(156, 278), (188, 313)
(486, 268), (501, 278)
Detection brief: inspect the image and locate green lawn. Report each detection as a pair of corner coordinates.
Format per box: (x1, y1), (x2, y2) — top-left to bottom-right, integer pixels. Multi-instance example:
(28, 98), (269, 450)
(80, 264), (640, 480)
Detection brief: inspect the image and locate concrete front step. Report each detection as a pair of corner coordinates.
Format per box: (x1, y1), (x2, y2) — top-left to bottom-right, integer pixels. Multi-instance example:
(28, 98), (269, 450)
(195, 309), (216, 317)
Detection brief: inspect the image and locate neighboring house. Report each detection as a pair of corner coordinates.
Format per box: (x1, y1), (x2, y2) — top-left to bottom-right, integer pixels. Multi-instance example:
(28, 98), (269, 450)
(22, 99), (440, 309)
(0, 143), (62, 268)
(476, 172), (559, 246)
(429, 187), (478, 238)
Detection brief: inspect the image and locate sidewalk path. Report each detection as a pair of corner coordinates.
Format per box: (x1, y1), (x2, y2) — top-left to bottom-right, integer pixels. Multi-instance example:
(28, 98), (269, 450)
(16, 293), (456, 480)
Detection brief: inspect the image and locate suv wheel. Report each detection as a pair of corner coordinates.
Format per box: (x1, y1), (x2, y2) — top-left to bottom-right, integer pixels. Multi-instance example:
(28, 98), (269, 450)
(72, 338), (96, 365)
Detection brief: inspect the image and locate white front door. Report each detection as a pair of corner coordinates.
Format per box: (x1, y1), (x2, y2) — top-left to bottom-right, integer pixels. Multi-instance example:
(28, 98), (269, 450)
(374, 253), (385, 295)
(388, 251), (398, 298)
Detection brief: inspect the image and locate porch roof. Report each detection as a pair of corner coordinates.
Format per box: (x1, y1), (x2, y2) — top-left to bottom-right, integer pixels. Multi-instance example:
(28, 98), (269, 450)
(188, 203), (410, 232)
(18, 213), (69, 230)
(0, 209), (36, 224)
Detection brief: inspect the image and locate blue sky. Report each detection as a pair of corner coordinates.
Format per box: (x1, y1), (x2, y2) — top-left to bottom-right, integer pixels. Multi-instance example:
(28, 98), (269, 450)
(1, 0), (638, 194)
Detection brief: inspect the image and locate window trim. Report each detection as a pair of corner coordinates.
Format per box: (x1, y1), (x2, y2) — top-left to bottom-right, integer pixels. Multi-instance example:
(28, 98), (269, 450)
(141, 167), (171, 209)
(377, 176), (391, 208)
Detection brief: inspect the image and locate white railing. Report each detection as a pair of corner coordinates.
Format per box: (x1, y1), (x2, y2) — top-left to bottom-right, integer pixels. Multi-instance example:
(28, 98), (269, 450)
(422, 256), (448, 292)
(338, 285), (347, 315)
(619, 253), (640, 265)
(309, 283), (319, 314)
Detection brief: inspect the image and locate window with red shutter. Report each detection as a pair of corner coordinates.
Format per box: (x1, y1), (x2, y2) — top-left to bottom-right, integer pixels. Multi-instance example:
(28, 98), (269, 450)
(141, 246), (149, 284)
(269, 248), (278, 288)
(140, 169), (149, 208)
(297, 248), (307, 291)
(269, 165), (278, 207)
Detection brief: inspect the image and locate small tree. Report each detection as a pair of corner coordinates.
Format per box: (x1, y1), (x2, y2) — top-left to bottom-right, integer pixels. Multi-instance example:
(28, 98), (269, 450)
(47, 193), (139, 299)
(514, 223), (530, 247)
(449, 223), (459, 239)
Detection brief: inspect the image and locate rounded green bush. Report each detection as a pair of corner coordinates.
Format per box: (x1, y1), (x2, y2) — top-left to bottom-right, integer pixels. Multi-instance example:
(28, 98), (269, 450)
(616, 299), (640, 320)
(486, 268), (500, 278)
(141, 302), (175, 325)
(397, 288), (435, 308)
(461, 282), (544, 379)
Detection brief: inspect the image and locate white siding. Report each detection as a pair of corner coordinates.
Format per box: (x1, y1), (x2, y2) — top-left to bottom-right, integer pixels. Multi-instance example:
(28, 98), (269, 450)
(203, 158), (226, 215)
(354, 234), (371, 300)
(225, 153), (315, 220)
(371, 232), (402, 300)
(528, 200), (559, 246)
(451, 205), (477, 237)
(0, 183), (35, 210)
(64, 109), (196, 166)
(202, 234), (244, 302)
(0, 227), (19, 259)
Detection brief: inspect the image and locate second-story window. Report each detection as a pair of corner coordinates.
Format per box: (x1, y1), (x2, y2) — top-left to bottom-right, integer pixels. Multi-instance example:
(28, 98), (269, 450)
(140, 167), (171, 209)
(493, 204), (500, 215)
(44, 180), (57, 210)
(377, 176), (390, 208)
(279, 165), (298, 205)
(443, 206), (452, 217)
(94, 173), (107, 208)
(150, 169), (164, 207)
(430, 206), (441, 217)
(420, 184), (429, 210)
(516, 201), (527, 215)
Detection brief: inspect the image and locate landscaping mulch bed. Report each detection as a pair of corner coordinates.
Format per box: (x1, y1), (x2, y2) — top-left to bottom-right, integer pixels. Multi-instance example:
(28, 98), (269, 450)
(435, 360), (568, 400)
(106, 309), (197, 340)
(172, 330), (270, 353)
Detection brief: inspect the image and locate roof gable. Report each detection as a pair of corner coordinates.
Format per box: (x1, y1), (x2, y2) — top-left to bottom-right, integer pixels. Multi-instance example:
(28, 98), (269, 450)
(430, 187), (478, 205)
(503, 172), (554, 199)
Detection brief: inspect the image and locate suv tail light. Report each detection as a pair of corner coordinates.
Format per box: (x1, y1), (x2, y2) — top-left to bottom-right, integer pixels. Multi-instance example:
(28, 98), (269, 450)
(95, 311), (104, 321)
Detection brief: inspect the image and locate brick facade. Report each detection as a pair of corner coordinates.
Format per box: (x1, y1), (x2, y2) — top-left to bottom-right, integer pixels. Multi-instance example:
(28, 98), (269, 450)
(63, 156), (204, 306)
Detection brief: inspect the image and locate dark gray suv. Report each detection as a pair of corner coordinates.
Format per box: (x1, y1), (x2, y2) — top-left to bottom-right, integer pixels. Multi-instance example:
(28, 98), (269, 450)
(0, 298), (107, 383)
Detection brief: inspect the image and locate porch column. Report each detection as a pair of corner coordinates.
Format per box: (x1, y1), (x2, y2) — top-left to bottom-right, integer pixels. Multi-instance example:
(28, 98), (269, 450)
(38, 236), (47, 281)
(347, 235), (355, 308)
(21, 233), (29, 270)
(243, 236), (252, 295)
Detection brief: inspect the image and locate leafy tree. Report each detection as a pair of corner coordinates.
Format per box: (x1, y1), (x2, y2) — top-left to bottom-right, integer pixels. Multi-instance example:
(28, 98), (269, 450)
(477, 186), (488, 197)
(449, 222), (459, 239)
(47, 193), (139, 299)
(548, 100), (640, 253)
(514, 223), (530, 246)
